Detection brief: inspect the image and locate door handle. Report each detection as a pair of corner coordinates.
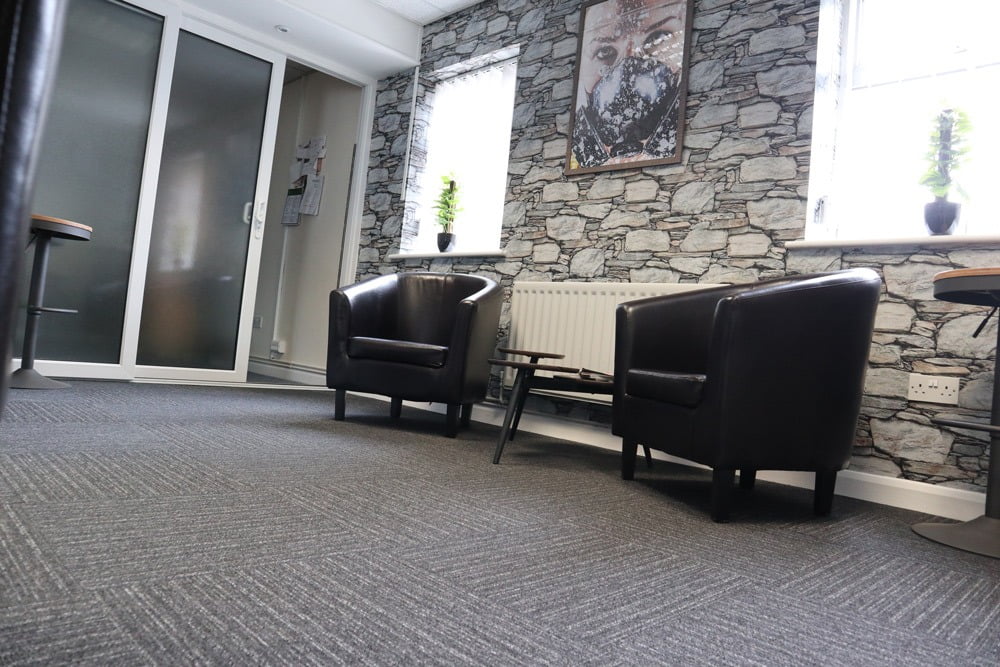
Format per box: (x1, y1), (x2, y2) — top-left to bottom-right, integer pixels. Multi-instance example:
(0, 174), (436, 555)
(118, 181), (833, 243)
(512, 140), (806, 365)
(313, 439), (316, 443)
(242, 201), (253, 225)
(253, 200), (266, 239)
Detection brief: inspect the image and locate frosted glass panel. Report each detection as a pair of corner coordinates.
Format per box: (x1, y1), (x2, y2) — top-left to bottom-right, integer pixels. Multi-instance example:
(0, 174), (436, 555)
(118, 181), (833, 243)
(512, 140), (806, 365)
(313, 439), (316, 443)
(136, 31), (271, 370)
(16, 0), (161, 363)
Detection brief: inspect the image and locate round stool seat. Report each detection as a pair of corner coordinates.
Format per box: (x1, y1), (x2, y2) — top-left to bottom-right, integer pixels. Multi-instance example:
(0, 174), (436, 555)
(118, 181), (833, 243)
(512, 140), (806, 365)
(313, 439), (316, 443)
(30, 214), (92, 242)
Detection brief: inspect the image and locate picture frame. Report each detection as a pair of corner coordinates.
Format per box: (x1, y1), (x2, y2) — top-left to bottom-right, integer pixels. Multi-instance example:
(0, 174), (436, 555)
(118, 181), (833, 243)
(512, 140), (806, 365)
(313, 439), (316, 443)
(565, 0), (694, 175)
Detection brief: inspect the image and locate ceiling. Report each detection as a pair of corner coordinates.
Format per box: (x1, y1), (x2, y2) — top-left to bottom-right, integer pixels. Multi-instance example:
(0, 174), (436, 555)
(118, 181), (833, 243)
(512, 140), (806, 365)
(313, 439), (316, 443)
(181, 0), (482, 81)
(367, 0), (482, 25)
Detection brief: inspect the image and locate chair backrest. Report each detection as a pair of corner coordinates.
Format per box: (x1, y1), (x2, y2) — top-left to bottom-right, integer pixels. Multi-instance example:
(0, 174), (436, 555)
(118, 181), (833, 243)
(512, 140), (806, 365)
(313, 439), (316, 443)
(395, 272), (493, 345)
(0, 0), (66, 415)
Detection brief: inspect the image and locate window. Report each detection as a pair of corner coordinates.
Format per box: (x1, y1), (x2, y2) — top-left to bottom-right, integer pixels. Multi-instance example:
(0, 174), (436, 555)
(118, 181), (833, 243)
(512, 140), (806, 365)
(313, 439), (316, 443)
(400, 49), (518, 255)
(807, 0), (1000, 241)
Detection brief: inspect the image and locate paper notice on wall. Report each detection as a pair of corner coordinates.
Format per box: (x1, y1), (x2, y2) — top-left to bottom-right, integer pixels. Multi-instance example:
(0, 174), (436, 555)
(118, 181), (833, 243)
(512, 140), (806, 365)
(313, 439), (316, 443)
(282, 186), (304, 225)
(299, 174), (325, 216)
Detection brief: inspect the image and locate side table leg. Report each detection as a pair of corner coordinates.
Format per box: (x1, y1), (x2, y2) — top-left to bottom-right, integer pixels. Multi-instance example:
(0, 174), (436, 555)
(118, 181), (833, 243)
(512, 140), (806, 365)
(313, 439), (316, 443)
(493, 369), (530, 464)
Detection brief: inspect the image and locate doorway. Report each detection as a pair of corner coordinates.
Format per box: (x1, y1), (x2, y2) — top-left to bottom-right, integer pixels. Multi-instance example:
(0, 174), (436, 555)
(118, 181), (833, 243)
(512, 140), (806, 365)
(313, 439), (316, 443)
(249, 64), (363, 386)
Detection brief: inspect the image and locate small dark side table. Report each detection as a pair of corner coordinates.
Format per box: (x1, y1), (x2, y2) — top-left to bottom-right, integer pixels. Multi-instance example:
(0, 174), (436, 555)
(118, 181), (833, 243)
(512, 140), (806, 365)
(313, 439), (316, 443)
(9, 215), (91, 390)
(489, 347), (651, 466)
(912, 268), (1000, 558)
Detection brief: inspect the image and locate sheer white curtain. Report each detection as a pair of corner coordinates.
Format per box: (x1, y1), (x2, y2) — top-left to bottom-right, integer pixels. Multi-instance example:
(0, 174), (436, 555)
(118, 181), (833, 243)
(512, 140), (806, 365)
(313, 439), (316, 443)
(412, 59), (517, 253)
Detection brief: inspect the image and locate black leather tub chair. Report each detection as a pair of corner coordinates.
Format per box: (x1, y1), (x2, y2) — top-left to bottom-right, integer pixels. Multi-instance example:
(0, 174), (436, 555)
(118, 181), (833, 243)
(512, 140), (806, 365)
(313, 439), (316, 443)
(327, 272), (502, 437)
(613, 269), (882, 521)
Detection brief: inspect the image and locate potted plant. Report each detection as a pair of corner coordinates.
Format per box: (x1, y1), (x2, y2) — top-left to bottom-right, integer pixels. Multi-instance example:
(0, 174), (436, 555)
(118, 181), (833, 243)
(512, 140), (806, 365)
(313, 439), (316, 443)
(919, 108), (970, 235)
(433, 174), (460, 252)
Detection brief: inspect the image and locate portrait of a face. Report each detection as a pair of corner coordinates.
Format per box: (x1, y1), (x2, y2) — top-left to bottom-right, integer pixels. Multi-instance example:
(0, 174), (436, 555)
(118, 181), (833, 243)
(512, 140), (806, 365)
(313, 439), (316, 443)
(567, 0), (692, 173)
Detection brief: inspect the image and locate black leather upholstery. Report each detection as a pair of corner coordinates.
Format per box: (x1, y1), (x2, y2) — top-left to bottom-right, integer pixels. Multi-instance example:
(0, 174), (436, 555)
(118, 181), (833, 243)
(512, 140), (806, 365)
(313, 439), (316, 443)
(613, 269), (882, 521)
(327, 272), (502, 437)
(0, 0), (66, 416)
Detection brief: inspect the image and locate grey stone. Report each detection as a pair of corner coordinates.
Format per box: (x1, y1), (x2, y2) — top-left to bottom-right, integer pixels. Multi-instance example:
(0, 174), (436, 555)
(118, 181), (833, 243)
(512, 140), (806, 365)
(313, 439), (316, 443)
(785, 250), (841, 274)
(505, 239), (533, 258)
(718, 10), (778, 38)
(757, 65), (816, 97)
(625, 179), (659, 203)
(672, 181), (715, 214)
(543, 140), (565, 160)
(680, 226), (727, 252)
(533, 243), (560, 263)
(542, 182), (579, 202)
(630, 267), (678, 283)
(690, 103), (738, 129)
(684, 130), (723, 150)
(369, 192), (392, 212)
(688, 60), (725, 93)
(870, 417), (953, 464)
(358, 247), (380, 263)
(728, 233), (771, 257)
(588, 177), (626, 199)
(503, 200), (527, 228)
(749, 26), (807, 55)
(882, 263), (941, 301)
(747, 197), (806, 230)
(570, 248), (605, 277)
(670, 256), (711, 275)
(517, 8), (546, 35)
(938, 315), (997, 358)
(487, 16), (509, 34)
(546, 215), (585, 240)
(701, 264), (758, 284)
(739, 101), (781, 128)
(740, 156), (798, 182)
(600, 210), (646, 228)
(708, 138), (770, 160)
(874, 301), (916, 332)
(865, 367), (909, 399)
(625, 229), (671, 252)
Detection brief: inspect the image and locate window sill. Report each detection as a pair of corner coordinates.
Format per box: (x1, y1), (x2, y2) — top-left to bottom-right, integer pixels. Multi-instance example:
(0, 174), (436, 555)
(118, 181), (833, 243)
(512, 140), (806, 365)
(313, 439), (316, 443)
(386, 249), (507, 261)
(787, 235), (1000, 251)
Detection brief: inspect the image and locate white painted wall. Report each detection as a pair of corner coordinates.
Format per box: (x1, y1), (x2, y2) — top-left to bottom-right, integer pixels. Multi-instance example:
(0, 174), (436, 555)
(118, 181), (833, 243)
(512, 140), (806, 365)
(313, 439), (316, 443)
(251, 72), (363, 373)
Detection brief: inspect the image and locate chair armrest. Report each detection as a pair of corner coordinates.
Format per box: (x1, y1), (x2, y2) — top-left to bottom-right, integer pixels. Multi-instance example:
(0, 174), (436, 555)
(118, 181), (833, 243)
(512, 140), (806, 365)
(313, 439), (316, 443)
(330, 274), (398, 343)
(449, 279), (502, 392)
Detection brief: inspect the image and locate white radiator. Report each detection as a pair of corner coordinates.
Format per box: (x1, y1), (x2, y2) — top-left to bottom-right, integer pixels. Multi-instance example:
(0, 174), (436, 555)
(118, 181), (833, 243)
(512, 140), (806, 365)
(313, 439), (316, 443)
(504, 281), (721, 399)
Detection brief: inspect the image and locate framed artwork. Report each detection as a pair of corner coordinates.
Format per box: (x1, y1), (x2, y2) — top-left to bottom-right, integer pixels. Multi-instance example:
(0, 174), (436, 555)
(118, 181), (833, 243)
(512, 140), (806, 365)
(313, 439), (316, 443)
(566, 0), (694, 175)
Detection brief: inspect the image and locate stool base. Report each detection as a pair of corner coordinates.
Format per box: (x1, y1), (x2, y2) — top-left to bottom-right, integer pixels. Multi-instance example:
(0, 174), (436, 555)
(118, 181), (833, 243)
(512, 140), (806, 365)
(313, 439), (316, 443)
(912, 515), (1000, 559)
(9, 367), (69, 389)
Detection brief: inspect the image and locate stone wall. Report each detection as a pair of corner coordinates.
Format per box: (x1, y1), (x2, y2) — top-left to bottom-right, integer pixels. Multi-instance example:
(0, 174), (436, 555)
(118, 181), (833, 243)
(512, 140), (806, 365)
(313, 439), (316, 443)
(354, 0), (994, 492)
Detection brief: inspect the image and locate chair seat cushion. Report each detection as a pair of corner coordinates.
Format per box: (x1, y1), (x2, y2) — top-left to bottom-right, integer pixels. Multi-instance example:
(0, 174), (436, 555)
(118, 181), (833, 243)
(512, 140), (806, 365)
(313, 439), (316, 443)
(348, 336), (448, 368)
(626, 368), (706, 407)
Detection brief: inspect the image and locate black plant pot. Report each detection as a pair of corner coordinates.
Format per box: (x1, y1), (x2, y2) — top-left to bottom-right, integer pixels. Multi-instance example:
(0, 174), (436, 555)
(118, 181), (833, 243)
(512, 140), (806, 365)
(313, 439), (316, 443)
(437, 232), (455, 252)
(924, 198), (960, 236)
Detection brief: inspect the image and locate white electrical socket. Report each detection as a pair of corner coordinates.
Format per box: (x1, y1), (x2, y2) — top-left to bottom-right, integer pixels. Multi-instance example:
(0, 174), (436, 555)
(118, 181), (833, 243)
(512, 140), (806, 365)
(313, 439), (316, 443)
(907, 373), (960, 405)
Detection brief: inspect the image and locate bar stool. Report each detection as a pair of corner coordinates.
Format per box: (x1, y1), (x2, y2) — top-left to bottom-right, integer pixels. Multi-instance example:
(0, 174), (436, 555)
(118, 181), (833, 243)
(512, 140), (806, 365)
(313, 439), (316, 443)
(9, 214), (92, 389)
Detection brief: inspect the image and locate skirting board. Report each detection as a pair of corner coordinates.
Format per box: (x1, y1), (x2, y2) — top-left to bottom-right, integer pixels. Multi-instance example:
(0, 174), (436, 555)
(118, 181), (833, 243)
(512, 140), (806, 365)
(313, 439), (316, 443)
(243, 363), (988, 522)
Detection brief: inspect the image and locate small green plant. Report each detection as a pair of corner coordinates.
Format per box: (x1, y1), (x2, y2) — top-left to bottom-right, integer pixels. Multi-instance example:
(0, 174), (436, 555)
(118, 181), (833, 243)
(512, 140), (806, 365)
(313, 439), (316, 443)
(919, 108), (970, 200)
(433, 174), (460, 232)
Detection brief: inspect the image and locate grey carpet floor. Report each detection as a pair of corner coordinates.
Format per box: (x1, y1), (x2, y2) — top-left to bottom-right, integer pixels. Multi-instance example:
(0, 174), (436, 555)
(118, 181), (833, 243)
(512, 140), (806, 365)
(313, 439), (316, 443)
(0, 380), (998, 665)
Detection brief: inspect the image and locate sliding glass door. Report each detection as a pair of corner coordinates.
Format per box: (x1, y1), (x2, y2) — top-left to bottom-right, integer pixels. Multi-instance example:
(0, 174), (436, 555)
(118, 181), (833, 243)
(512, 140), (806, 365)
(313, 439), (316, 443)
(135, 26), (281, 380)
(17, 0), (283, 383)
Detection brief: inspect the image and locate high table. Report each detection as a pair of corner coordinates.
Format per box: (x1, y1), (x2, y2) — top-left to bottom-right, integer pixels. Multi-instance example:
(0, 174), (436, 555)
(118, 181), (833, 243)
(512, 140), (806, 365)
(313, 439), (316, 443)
(912, 268), (1000, 558)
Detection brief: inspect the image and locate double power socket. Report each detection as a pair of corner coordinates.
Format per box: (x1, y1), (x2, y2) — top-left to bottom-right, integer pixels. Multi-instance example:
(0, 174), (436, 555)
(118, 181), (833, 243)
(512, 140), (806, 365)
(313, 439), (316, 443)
(907, 373), (960, 405)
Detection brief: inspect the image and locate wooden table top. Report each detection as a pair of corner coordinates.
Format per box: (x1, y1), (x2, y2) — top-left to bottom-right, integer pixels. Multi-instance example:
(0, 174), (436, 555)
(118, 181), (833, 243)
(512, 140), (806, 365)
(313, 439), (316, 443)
(933, 268), (1000, 307)
(31, 214), (92, 241)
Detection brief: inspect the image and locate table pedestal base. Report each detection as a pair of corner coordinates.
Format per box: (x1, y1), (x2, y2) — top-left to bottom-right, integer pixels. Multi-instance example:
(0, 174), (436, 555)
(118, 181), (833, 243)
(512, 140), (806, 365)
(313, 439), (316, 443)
(912, 515), (1000, 559)
(9, 367), (68, 389)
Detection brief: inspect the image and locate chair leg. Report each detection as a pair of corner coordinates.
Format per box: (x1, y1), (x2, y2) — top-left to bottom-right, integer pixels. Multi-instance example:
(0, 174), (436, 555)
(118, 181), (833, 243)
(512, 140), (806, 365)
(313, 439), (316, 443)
(643, 446), (653, 468)
(622, 439), (638, 480)
(445, 404), (460, 438)
(739, 468), (756, 490)
(814, 470), (837, 516)
(460, 403), (472, 428)
(334, 389), (345, 421)
(711, 468), (735, 522)
(390, 397), (402, 419)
